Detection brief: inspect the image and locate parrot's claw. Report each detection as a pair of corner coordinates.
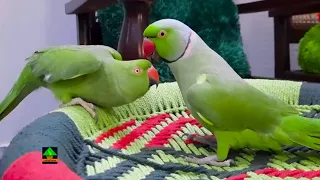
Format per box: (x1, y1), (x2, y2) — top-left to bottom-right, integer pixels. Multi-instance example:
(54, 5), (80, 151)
(184, 133), (217, 147)
(60, 98), (97, 119)
(184, 155), (235, 167)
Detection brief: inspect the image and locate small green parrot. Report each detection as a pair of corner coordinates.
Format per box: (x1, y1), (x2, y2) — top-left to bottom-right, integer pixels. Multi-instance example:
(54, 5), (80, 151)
(0, 45), (159, 121)
(143, 19), (320, 167)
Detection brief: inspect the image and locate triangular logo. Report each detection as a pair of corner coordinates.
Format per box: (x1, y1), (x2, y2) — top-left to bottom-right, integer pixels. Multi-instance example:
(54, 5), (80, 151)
(43, 147), (57, 156)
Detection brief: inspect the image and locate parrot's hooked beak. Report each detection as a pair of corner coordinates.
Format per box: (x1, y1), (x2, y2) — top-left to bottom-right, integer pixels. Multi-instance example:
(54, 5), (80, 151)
(143, 38), (161, 63)
(148, 66), (160, 88)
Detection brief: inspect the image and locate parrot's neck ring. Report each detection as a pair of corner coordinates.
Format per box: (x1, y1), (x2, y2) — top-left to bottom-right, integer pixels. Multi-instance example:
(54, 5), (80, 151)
(162, 33), (191, 64)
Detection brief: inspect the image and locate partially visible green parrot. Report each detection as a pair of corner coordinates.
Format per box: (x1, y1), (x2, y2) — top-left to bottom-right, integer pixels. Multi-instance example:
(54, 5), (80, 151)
(143, 19), (320, 167)
(0, 45), (159, 121)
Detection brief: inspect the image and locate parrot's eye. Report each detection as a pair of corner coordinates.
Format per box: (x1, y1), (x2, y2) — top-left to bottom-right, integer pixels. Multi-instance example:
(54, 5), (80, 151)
(158, 30), (167, 38)
(133, 67), (142, 75)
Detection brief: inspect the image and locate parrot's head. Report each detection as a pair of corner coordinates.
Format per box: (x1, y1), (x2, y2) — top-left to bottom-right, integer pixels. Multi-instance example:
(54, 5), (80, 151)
(143, 19), (192, 63)
(114, 60), (160, 103)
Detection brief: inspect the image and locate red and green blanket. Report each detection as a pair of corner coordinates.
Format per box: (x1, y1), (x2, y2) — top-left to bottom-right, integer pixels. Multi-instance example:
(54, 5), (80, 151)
(1, 79), (320, 180)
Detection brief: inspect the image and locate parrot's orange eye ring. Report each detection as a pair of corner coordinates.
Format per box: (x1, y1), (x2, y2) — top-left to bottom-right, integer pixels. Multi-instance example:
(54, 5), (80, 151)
(133, 67), (142, 75)
(158, 30), (167, 38)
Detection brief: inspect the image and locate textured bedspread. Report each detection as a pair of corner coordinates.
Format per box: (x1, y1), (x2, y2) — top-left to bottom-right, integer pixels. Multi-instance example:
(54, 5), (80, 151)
(1, 80), (320, 180)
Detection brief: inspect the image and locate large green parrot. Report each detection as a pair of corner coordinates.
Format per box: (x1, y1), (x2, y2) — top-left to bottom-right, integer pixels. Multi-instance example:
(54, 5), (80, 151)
(0, 45), (159, 121)
(143, 19), (320, 167)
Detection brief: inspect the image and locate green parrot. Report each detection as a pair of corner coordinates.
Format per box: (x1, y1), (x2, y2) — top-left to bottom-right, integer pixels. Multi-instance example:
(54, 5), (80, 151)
(0, 45), (159, 121)
(143, 19), (320, 167)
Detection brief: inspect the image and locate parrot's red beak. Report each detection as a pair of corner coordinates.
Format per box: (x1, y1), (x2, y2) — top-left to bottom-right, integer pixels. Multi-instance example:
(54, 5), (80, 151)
(148, 65), (160, 88)
(143, 38), (155, 61)
(143, 38), (161, 63)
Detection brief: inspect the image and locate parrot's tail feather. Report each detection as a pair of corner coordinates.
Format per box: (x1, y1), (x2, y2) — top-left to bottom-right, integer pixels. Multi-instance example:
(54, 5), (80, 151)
(281, 115), (320, 150)
(0, 64), (41, 121)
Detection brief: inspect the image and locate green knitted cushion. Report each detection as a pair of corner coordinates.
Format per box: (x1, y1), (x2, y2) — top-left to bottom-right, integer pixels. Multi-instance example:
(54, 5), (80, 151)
(57, 80), (320, 179)
(58, 79), (306, 140)
(2, 80), (320, 179)
(97, 0), (251, 82)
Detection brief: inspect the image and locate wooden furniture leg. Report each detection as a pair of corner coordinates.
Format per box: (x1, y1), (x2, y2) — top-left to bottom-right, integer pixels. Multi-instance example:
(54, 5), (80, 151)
(273, 16), (290, 78)
(65, 0), (154, 60)
(77, 12), (102, 45)
(117, 0), (154, 60)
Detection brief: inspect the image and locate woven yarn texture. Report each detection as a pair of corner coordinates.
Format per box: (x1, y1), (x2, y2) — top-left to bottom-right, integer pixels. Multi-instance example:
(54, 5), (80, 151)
(2, 80), (320, 179)
(52, 80), (320, 179)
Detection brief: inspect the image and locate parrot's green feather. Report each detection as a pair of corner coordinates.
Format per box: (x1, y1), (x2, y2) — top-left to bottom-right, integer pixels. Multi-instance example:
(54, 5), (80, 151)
(188, 73), (320, 159)
(187, 73), (298, 133)
(104, 46), (123, 60)
(144, 19), (320, 163)
(0, 45), (152, 121)
(280, 115), (320, 149)
(0, 65), (41, 120)
(26, 46), (112, 83)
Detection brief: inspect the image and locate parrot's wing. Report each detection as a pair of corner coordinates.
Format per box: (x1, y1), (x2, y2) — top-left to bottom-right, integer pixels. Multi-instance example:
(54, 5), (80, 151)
(186, 74), (299, 133)
(94, 45), (123, 60)
(26, 46), (117, 83)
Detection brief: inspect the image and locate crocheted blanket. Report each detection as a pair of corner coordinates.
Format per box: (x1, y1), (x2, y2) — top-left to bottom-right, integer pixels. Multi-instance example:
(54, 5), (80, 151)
(1, 79), (320, 180)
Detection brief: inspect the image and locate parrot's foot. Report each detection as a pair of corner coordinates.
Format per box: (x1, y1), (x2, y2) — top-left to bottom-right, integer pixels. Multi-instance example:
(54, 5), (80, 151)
(60, 98), (97, 119)
(185, 133), (217, 147)
(184, 155), (235, 167)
